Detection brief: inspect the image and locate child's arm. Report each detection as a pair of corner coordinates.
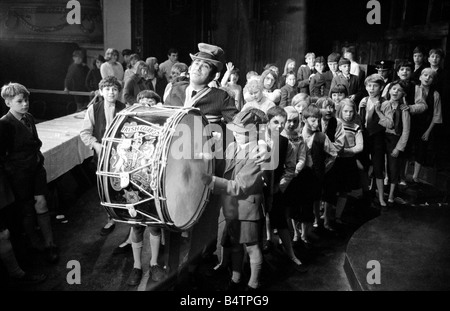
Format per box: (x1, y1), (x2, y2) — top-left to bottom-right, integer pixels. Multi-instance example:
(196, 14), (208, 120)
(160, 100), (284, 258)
(402, 86), (427, 114)
(377, 101), (395, 129)
(342, 127), (364, 156)
(333, 120), (346, 154)
(220, 62), (234, 87)
(422, 91), (442, 141)
(80, 105), (102, 155)
(295, 139), (307, 175)
(203, 161), (263, 197)
(297, 66), (311, 89)
(323, 134), (338, 173)
(280, 87), (288, 108)
(279, 142), (297, 193)
(123, 78), (135, 106)
(392, 110), (411, 157)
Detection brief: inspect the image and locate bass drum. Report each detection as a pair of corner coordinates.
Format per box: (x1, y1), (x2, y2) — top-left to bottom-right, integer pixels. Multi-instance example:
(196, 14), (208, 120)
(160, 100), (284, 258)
(97, 104), (214, 231)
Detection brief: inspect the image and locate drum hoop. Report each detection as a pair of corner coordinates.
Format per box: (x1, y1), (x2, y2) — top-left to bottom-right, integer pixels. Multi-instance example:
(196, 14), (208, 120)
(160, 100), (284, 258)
(96, 105), (212, 230)
(158, 108), (214, 230)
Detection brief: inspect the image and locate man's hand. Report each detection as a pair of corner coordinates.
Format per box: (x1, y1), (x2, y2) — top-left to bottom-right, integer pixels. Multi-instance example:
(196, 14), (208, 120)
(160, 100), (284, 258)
(200, 173), (212, 186)
(253, 140), (271, 166)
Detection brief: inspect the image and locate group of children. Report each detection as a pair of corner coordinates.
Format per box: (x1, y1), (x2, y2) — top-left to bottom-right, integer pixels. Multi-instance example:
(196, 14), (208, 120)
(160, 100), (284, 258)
(200, 46), (444, 290)
(0, 43), (445, 291)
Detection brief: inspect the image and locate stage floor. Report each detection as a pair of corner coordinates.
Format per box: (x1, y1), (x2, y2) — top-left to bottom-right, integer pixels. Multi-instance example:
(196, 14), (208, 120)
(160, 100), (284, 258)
(1, 160), (448, 291)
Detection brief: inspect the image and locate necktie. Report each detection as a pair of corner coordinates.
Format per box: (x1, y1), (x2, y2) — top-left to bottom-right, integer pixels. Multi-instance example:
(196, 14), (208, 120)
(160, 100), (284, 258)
(21, 116), (32, 133)
(191, 90), (197, 98)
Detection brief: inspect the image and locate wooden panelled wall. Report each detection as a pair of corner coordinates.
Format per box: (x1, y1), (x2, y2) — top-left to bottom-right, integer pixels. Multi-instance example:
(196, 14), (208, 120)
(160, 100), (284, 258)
(212, 0), (307, 86)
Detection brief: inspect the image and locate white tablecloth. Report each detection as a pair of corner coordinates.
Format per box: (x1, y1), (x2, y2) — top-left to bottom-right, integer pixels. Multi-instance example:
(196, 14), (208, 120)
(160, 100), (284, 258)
(36, 111), (93, 183)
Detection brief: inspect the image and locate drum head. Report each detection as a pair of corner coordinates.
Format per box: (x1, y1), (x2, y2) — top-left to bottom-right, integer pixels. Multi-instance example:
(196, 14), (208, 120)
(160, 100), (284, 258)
(164, 112), (213, 230)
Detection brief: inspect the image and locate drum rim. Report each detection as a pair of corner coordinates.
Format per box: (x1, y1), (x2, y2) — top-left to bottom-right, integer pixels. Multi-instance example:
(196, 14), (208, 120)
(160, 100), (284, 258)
(159, 109), (214, 230)
(96, 105), (214, 231)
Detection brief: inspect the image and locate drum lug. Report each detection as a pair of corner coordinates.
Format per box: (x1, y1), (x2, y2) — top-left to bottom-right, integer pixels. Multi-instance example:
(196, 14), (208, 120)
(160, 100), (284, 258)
(120, 172), (130, 188)
(126, 204), (137, 218)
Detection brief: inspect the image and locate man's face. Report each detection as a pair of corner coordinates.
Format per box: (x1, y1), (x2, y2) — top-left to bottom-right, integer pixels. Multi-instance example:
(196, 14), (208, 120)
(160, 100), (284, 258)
(100, 86), (120, 103)
(124, 55), (131, 64)
(169, 53), (178, 63)
(397, 66), (412, 80)
(6, 94), (29, 117)
(189, 59), (214, 86)
(344, 52), (353, 61)
(73, 56), (82, 65)
(306, 56), (315, 67)
(268, 116), (286, 135)
(328, 62), (338, 73)
(377, 69), (390, 79)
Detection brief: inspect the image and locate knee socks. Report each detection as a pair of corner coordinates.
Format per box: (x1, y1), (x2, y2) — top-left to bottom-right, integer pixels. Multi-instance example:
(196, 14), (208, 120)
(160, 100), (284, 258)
(0, 234), (24, 278)
(37, 212), (55, 248)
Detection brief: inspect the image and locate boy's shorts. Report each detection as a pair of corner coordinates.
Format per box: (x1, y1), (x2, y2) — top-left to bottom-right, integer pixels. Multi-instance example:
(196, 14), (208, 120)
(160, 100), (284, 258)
(9, 164), (48, 203)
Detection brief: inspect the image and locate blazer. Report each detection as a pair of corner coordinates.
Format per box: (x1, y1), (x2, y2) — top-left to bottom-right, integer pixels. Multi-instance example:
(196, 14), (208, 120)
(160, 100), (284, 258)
(330, 73), (364, 104)
(280, 84), (298, 108)
(165, 81), (238, 123)
(297, 65), (315, 94)
(213, 142), (264, 221)
(0, 111), (44, 172)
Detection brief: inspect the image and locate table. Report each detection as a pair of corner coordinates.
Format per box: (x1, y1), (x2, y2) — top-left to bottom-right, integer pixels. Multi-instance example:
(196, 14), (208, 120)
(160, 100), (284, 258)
(36, 111), (93, 183)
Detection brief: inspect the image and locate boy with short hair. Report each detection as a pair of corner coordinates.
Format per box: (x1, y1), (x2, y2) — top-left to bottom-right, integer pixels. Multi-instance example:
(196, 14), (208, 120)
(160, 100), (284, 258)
(80, 76), (126, 235)
(297, 52), (316, 94)
(300, 105), (337, 244)
(412, 46), (427, 85)
(309, 56), (327, 99)
(0, 82), (59, 263)
(428, 48), (445, 95)
(322, 53), (341, 96)
(136, 90), (161, 107)
(358, 74), (388, 207)
(330, 58), (364, 106)
(201, 108), (267, 291)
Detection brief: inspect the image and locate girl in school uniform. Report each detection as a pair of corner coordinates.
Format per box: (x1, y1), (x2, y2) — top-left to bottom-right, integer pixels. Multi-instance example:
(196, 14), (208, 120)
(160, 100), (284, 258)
(379, 80), (411, 206)
(333, 99), (364, 223)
